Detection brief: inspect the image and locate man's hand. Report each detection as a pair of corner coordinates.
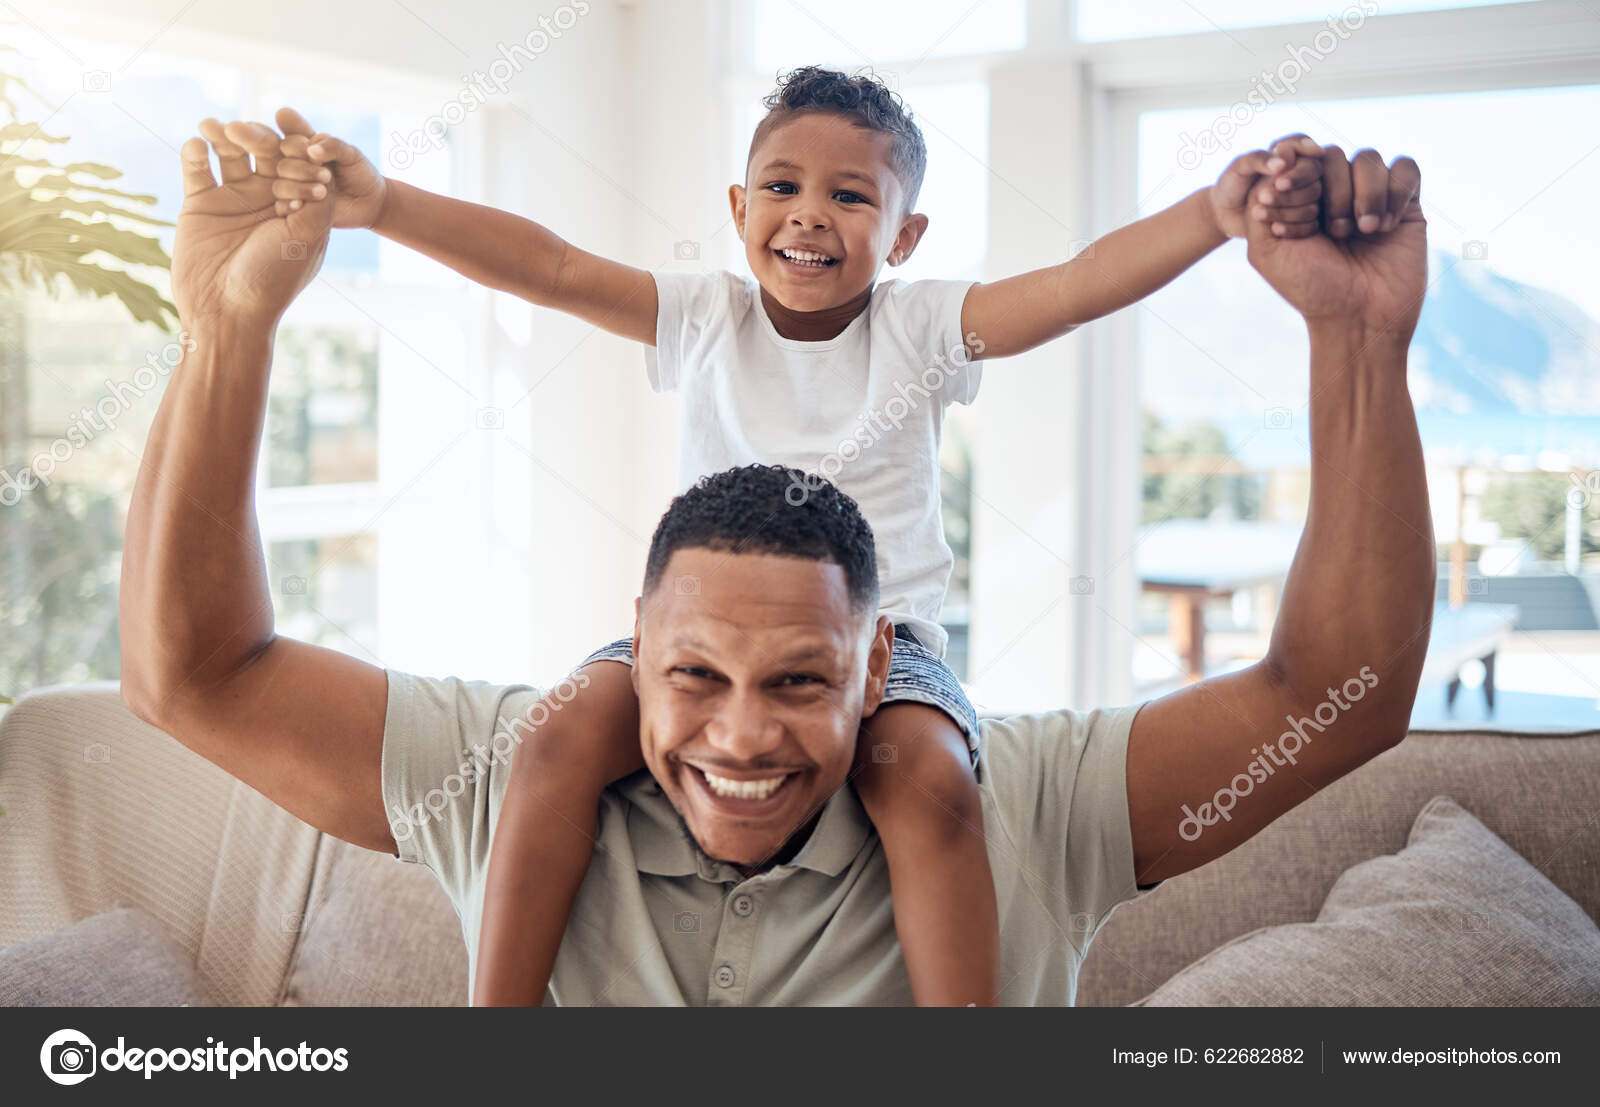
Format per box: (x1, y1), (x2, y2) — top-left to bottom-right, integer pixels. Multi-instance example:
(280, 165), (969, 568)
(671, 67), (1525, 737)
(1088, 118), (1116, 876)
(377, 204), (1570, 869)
(263, 107), (390, 230)
(1209, 134), (1325, 240)
(174, 117), (334, 332)
(1244, 144), (1425, 336)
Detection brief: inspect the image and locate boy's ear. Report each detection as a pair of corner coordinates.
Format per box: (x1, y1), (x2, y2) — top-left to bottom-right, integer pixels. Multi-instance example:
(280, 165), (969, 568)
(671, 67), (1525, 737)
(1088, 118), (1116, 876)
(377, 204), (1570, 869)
(886, 212), (930, 266)
(728, 184), (747, 240)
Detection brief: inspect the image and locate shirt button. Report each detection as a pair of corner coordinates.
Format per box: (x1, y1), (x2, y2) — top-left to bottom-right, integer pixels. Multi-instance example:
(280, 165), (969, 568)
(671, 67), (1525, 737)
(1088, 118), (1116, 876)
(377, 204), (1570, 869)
(714, 964), (736, 989)
(732, 895), (755, 918)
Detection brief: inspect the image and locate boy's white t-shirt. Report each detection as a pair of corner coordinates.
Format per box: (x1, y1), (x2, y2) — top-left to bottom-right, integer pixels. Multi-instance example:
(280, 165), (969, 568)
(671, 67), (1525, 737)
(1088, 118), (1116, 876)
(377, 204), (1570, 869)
(645, 270), (982, 660)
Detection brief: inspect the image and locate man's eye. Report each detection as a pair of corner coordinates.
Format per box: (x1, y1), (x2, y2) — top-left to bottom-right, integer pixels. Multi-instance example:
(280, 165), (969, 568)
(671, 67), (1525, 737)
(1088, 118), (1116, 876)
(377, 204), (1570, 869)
(780, 673), (822, 686)
(672, 667), (712, 679)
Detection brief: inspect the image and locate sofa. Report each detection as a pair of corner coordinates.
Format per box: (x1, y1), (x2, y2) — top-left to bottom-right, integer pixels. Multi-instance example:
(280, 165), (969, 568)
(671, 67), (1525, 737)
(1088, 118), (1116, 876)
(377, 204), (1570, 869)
(2, 683), (1596, 1005)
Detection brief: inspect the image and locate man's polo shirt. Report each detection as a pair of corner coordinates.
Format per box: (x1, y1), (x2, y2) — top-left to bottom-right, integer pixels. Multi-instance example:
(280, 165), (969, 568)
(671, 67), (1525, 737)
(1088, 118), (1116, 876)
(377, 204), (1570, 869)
(382, 670), (1150, 1005)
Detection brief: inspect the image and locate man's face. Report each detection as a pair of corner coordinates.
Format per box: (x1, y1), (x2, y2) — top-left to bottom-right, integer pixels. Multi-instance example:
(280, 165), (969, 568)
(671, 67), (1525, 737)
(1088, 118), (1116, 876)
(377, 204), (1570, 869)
(631, 547), (892, 870)
(730, 112), (925, 314)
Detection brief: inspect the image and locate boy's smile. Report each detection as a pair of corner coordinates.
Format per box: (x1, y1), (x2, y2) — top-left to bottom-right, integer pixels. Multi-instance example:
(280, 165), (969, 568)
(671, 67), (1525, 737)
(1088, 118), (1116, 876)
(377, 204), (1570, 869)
(731, 112), (928, 332)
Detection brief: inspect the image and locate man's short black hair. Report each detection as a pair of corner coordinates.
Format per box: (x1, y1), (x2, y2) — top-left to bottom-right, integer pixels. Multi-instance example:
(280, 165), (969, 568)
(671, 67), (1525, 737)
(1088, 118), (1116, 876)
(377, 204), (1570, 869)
(643, 464), (878, 616)
(747, 65), (928, 214)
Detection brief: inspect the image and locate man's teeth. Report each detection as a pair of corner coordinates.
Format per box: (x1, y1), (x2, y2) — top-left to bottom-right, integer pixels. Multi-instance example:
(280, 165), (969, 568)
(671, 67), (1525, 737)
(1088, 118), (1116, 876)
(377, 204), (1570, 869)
(702, 770), (788, 800)
(781, 248), (834, 266)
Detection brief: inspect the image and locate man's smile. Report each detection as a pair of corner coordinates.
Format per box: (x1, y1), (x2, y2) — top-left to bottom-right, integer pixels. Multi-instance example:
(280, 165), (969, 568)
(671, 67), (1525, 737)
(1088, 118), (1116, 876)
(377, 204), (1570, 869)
(680, 759), (805, 817)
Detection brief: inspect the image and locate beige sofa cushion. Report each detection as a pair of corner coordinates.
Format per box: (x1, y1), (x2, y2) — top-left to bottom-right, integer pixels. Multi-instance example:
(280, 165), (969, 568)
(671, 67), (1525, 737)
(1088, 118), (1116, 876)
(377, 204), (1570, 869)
(0, 907), (206, 1006)
(281, 840), (468, 1006)
(1138, 796), (1600, 1006)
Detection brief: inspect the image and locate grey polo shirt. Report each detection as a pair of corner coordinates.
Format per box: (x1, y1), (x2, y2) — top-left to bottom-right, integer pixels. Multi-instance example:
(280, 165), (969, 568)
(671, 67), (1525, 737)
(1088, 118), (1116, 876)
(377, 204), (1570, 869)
(382, 670), (1151, 1005)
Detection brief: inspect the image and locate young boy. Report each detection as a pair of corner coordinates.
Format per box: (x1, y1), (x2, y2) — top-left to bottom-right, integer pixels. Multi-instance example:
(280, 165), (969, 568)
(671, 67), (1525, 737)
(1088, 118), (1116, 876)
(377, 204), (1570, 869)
(259, 67), (1324, 1006)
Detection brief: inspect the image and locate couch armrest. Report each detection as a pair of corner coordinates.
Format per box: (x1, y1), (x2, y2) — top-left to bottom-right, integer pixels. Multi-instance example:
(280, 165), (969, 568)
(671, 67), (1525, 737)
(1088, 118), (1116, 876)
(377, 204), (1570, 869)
(0, 684), (322, 1004)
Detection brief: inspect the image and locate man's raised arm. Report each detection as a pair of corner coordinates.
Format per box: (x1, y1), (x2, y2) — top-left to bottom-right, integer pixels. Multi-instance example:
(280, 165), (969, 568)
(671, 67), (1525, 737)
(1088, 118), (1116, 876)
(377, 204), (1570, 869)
(1125, 145), (1434, 884)
(119, 118), (394, 854)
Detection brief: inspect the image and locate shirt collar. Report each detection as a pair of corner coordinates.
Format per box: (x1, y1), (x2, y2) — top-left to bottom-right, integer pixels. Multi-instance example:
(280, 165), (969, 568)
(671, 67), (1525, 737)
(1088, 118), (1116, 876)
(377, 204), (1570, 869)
(619, 771), (873, 880)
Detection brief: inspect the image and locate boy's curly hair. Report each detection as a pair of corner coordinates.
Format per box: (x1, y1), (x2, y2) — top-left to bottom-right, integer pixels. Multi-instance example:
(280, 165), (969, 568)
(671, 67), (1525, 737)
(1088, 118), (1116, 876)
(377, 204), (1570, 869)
(747, 66), (928, 213)
(642, 464), (879, 617)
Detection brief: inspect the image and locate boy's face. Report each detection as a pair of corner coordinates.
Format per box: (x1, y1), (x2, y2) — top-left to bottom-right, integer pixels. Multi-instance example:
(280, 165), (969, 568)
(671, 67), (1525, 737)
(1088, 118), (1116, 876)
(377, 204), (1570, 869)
(731, 112), (928, 313)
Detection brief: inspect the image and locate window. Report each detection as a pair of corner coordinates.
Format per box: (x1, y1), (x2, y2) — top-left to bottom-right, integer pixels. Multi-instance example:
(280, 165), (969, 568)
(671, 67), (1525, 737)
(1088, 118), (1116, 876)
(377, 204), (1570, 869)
(1130, 83), (1600, 727)
(0, 26), (476, 694)
(1075, 0), (1539, 42)
(745, 0), (1025, 70)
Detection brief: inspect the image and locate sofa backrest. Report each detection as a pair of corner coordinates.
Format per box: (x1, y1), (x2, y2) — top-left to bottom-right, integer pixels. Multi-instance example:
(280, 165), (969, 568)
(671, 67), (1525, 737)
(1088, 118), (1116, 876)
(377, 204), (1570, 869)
(1077, 729), (1600, 1005)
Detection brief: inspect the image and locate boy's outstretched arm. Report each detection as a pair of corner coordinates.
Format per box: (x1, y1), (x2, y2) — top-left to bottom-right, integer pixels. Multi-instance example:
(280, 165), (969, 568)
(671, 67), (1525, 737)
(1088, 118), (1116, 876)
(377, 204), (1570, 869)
(230, 108), (658, 346)
(961, 134), (1326, 360)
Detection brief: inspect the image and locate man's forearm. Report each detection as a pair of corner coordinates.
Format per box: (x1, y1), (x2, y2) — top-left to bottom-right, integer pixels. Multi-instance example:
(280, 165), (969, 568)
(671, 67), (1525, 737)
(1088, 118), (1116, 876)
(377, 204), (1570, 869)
(119, 324), (277, 717)
(374, 179), (569, 304)
(1267, 324), (1434, 734)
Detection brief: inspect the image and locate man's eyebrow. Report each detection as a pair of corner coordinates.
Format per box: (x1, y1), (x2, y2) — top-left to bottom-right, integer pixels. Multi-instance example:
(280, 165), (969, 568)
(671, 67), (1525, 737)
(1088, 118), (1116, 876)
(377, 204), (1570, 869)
(756, 159), (880, 190)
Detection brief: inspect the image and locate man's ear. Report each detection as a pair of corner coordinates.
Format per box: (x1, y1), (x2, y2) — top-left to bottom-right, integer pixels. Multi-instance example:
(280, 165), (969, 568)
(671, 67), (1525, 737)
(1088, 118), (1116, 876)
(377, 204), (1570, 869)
(728, 183), (747, 240)
(860, 615), (895, 717)
(630, 596), (644, 696)
(886, 212), (930, 267)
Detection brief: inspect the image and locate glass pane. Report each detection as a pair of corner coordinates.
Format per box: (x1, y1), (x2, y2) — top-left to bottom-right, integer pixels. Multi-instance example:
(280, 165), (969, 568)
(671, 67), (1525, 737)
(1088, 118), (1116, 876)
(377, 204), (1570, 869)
(269, 533), (380, 660)
(749, 0), (1025, 69)
(1132, 84), (1600, 730)
(1077, 0), (1540, 42)
(267, 327), (381, 487)
(0, 32), (232, 691)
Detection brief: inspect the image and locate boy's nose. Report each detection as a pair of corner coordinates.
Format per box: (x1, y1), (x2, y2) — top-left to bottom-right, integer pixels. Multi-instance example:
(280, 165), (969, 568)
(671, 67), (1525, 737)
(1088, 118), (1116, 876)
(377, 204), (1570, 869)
(789, 209), (829, 231)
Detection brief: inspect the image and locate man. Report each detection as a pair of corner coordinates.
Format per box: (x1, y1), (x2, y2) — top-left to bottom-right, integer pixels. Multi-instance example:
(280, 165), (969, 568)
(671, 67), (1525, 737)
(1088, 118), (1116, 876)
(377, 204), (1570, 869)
(120, 111), (1431, 1004)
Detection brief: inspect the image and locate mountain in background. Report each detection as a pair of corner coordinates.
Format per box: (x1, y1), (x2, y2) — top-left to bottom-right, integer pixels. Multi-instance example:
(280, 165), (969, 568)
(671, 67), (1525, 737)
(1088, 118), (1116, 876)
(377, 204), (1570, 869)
(1411, 251), (1600, 416)
(1139, 248), (1600, 469)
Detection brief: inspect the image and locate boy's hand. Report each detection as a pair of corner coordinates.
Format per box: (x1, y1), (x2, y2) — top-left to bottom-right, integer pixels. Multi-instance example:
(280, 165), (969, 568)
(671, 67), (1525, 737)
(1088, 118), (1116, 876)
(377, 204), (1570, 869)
(1210, 133), (1325, 240)
(273, 107), (388, 230)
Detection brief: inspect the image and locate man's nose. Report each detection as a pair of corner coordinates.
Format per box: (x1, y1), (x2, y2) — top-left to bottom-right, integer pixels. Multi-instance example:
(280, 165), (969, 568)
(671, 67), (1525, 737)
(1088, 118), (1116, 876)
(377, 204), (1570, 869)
(704, 690), (785, 761)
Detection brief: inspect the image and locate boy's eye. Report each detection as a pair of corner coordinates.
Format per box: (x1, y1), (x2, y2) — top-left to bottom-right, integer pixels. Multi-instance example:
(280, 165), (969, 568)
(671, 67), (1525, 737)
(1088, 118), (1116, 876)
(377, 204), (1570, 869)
(834, 191), (867, 204)
(763, 181), (796, 195)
